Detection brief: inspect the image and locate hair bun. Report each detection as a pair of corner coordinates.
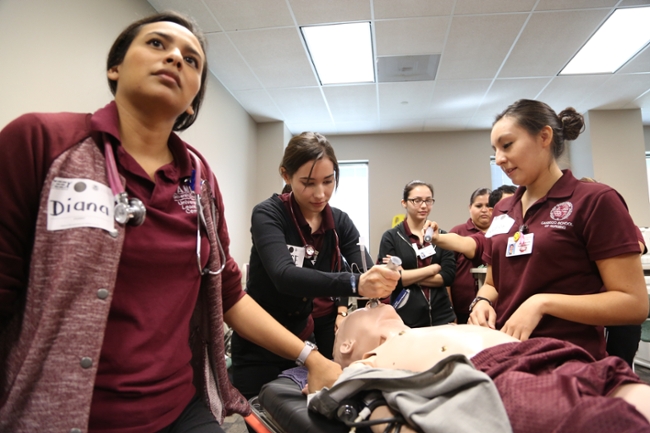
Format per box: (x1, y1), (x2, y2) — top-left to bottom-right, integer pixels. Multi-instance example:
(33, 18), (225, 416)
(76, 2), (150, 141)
(558, 107), (585, 141)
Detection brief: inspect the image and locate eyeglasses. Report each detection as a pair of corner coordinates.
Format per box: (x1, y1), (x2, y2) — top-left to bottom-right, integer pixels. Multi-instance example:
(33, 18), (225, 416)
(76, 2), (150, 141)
(406, 198), (435, 206)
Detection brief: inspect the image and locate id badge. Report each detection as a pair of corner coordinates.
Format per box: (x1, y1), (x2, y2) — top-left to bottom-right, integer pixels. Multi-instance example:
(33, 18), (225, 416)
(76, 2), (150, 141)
(418, 244), (435, 259)
(287, 245), (305, 267)
(505, 233), (534, 257)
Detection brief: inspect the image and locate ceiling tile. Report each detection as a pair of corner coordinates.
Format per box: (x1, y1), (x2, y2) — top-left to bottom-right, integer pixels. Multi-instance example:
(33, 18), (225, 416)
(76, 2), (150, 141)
(537, 75), (611, 112)
(378, 81), (435, 119)
(148, 0), (222, 32)
(375, 17), (449, 56)
(535, 0), (618, 11)
(203, 0), (293, 31)
(288, 0), (371, 25)
(286, 120), (337, 135)
(228, 28), (318, 88)
(429, 79), (491, 118)
(437, 13), (528, 80)
(334, 120), (382, 134)
(619, 46), (650, 74)
(499, 9), (609, 78)
(424, 117), (471, 131)
(267, 87), (331, 123)
(373, 0), (454, 19)
(323, 84), (378, 122)
(232, 89), (284, 122)
(205, 33), (262, 91)
(578, 74), (650, 110)
(379, 118), (425, 133)
(454, 0), (537, 15)
(476, 78), (551, 117)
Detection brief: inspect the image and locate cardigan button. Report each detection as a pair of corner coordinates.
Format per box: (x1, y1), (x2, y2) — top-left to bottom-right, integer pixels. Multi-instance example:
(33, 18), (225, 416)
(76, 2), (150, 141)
(80, 357), (93, 369)
(302, 297), (307, 302)
(97, 289), (109, 300)
(109, 229), (119, 238)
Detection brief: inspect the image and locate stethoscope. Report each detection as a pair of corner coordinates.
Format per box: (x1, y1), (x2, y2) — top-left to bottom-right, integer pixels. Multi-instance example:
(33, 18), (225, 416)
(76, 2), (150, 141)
(103, 135), (226, 275)
(286, 192), (341, 272)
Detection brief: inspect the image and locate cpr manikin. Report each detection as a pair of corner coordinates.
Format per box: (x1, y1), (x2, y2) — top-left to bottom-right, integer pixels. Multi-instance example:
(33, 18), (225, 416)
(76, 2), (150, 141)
(327, 304), (650, 433)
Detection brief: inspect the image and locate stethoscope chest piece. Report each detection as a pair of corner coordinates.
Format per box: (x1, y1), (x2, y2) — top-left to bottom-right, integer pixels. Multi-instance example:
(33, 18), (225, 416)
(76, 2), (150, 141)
(114, 192), (146, 226)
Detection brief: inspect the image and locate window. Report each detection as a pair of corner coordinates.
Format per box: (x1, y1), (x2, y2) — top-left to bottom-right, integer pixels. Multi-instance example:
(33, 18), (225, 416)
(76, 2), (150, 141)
(329, 161), (370, 251)
(490, 156), (515, 190)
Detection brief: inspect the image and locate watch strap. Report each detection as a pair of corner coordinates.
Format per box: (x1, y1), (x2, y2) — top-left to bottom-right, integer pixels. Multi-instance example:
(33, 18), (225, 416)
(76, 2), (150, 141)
(296, 341), (318, 366)
(469, 296), (493, 313)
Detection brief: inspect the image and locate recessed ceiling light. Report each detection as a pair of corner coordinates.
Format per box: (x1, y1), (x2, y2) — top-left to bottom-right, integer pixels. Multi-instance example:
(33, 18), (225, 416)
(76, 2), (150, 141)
(560, 6), (650, 75)
(301, 22), (375, 85)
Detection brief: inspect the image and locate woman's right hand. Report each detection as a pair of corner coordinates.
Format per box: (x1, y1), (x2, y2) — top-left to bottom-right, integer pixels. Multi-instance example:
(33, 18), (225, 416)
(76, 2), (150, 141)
(358, 265), (400, 299)
(468, 300), (497, 328)
(424, 220), (440, 242)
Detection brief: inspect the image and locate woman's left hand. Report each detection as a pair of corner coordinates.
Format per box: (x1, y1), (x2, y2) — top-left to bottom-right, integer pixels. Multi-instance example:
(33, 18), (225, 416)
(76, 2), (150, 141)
(304, 353), (342, 394)
(500, 294), (545, 340)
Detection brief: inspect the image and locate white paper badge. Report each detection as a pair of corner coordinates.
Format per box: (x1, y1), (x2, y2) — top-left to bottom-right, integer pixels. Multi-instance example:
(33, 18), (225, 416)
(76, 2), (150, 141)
(485, 214), (516, 238)
(47, 177), (114, 232)
(287, 244), (306, 268)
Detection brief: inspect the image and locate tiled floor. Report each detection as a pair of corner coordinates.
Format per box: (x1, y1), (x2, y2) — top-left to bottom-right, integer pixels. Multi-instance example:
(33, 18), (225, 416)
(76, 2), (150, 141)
(223, 414), (248, 433)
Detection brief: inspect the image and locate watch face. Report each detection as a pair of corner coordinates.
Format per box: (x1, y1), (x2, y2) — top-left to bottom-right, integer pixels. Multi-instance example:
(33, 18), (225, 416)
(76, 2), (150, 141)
(339, 311), (348, 317)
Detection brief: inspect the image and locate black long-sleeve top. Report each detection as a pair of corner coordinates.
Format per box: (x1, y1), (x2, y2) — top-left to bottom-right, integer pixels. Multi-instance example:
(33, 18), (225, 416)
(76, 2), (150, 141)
(246, 194), (371, 333)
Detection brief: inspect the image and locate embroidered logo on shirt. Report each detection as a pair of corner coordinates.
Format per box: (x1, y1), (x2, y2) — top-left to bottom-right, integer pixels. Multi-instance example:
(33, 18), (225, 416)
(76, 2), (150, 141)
(541, 201), (574, 230)
(550, 202), (573, 221)
(173, 184), (197, 214)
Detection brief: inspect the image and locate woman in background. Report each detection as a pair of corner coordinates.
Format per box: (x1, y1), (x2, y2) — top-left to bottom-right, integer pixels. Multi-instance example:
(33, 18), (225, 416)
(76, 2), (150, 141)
(448, 187), (491, 324)
(377, 180), (456, 327)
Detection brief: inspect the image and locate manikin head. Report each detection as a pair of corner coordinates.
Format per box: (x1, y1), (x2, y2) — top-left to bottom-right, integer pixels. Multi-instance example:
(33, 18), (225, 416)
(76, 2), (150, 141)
(333, 304), (409, 368)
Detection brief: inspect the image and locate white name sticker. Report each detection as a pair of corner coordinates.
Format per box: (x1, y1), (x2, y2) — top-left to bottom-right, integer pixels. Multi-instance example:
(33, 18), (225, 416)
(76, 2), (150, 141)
(47, 177), (114, 232)
(485, 214), (515, 238)
(287, 244), (305, 268)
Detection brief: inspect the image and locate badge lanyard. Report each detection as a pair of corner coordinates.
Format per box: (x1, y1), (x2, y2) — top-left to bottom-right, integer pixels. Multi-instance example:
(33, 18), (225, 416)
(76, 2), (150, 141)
(287, 192), (341, 272)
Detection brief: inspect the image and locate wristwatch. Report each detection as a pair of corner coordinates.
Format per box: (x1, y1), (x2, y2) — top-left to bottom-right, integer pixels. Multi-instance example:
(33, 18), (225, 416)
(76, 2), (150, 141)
(468, 296), (493, 313)
(337, 311), (348, 317)
(296, 341), (318, 366)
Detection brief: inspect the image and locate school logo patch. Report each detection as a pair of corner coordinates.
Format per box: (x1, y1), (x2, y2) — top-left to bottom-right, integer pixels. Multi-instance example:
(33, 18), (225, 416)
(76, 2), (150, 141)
(173, 184), (197, 214)
(550, 202), (573, 221)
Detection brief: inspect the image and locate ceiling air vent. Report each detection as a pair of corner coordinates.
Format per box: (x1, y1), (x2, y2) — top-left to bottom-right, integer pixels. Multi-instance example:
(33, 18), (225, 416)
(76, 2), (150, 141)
(376, 54), (440, 83)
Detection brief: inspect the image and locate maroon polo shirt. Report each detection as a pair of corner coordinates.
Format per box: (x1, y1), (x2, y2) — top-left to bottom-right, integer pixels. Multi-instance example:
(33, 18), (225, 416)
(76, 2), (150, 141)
(87, 103), (244, 432)
(449, 219), (486, 321)
(0, 102), (245, 432)
(280, 192), (337, 318)
(484, 170), (640, 359)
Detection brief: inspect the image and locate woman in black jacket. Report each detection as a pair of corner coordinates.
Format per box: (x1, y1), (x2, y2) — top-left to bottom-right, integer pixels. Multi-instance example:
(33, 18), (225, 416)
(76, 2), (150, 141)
(377, 180), (456, 327)
(231, 132), (399, 402)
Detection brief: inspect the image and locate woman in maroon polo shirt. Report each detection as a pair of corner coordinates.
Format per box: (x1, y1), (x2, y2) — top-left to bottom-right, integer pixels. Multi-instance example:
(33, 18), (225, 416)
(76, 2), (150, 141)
(448, 187), (492, 324)
(0, 12), (343, 433)
(468, 99), (648, 360)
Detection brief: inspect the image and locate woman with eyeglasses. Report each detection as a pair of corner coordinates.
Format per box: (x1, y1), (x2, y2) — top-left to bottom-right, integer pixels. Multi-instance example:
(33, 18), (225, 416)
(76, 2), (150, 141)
(230, 131), (400, 404)
(377, 180), (457, 328)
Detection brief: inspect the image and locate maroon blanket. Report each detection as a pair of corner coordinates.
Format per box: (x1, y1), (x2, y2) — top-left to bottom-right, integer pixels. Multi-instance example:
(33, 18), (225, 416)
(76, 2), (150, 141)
(472, 338), (649, 433)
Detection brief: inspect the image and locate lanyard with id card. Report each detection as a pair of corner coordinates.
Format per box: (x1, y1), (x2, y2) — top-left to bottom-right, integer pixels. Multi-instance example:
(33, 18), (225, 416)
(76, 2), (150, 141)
(505, 225), (534, 257)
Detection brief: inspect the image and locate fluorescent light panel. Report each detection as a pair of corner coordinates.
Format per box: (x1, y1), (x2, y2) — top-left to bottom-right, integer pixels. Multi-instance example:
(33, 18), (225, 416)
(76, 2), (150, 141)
(302, 22), (375, 85)
(560, 7), (650, 75)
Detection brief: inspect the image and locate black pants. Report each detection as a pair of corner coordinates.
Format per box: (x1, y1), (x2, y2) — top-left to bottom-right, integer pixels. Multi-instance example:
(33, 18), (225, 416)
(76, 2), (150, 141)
(157, 394), (225, 433)
(606, 324), (642, 366)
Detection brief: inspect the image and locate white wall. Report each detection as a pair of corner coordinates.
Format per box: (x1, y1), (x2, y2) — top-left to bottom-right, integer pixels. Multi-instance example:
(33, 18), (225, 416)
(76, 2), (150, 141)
(328, 130), (493, 258)
(0, 0), (257, 267)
